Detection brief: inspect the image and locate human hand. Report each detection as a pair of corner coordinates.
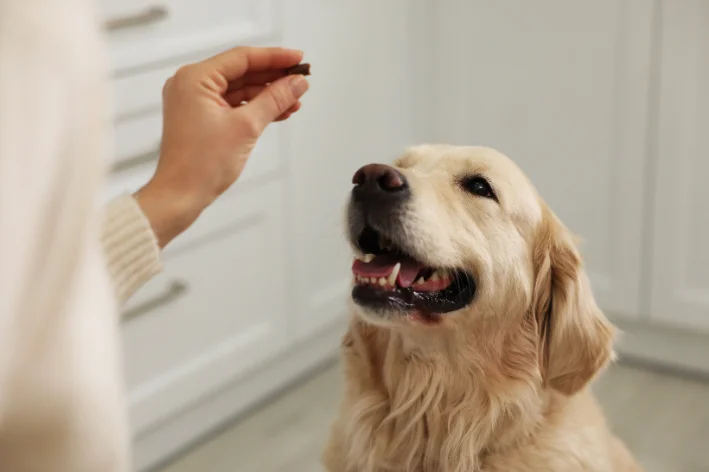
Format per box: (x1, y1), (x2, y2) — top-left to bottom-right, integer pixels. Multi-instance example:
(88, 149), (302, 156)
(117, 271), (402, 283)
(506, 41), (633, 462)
(135, 46), (309, 247)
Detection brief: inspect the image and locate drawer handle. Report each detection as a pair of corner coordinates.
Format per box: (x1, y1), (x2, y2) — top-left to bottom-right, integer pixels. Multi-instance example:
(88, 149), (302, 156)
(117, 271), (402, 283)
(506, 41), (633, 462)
(104, 5), (169, 32)
(111, 144), (160, 173)
(122, 280), (188, 321)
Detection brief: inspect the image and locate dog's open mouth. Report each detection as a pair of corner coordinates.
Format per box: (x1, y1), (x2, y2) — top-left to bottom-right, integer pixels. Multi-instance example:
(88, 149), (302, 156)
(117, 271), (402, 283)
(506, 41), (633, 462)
(351, 226), (476, 318)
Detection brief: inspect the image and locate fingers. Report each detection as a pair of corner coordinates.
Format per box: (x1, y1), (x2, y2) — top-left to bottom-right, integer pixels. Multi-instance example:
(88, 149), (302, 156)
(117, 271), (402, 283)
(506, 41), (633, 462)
(224, 85), (266, 106)
(226, 69), (289, 92)
(226, 89), (302, 121)
(275, 101), (302, 122)
(225, 88), (302, 121)
(200, 46), (303, 84)
(241, 75), (309, 132)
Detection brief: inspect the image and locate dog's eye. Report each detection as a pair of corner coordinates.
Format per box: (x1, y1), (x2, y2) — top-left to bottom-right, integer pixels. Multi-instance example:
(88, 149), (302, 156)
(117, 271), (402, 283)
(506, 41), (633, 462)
(461, 176), (497, 201)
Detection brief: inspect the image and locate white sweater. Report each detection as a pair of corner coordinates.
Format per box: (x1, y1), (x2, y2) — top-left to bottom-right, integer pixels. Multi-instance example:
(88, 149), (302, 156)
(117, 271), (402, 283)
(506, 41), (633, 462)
(0, 1), (161, 471)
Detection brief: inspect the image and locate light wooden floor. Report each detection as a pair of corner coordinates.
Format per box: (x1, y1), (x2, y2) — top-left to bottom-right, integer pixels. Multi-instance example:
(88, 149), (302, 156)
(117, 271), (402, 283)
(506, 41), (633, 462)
(160, 361), (709, 472)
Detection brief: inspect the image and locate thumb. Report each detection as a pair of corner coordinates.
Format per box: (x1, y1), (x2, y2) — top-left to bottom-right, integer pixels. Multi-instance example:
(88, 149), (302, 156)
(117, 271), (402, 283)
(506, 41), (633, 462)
(243, 75), (309, 131)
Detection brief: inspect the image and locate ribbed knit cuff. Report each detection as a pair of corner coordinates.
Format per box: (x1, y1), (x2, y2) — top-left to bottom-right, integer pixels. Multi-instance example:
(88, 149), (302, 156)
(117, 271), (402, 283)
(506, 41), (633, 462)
(101, 194), (162, 305)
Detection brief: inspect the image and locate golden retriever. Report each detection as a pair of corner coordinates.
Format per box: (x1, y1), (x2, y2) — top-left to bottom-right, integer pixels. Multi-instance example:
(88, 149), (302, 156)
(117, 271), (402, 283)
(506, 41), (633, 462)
(322, 145), (642, 472)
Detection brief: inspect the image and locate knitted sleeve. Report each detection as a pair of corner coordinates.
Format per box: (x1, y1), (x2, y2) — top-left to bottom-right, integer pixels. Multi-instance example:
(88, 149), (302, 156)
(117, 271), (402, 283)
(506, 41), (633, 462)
(100, 194), (162, 304)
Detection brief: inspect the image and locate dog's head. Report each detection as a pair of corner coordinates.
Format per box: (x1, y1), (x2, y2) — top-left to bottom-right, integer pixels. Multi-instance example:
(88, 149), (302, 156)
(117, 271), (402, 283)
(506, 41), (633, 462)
(347, 145), (614, 395)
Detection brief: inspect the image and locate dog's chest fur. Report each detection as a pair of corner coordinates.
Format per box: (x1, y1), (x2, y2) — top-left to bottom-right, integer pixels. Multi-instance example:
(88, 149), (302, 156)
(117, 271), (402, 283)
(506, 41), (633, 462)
(330, 322), (543, 472)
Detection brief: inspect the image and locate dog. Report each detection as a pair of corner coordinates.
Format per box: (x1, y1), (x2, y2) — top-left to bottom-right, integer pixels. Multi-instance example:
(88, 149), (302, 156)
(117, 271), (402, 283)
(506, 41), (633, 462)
(322, 145), (643, 471)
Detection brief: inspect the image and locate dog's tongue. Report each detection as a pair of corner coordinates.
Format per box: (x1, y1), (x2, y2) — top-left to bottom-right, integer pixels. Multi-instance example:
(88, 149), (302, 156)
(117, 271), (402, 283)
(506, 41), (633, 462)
(351, 254), (423, 288)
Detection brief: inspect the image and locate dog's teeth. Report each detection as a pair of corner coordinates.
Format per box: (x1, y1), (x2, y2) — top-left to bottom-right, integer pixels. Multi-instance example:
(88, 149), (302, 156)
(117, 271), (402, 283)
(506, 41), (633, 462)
(363, 254), (375, 263)
(416, 277), (425, 284)
(388, 263), (401, 286)
(370, 277), (377, 283)
(430, 271), (440, 281)
(378, 277), (387, 286)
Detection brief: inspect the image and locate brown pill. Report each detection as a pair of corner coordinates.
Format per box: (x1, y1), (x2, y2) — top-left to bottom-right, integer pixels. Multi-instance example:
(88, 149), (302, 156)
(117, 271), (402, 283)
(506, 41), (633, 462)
(284, 63), (311, 76)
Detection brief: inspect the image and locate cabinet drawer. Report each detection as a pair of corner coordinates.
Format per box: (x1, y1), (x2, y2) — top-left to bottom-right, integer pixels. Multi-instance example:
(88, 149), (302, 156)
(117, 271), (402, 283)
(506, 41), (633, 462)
(100, 0), (275, 72)
(114, 112), (162, 166)
(121, 182), (288, 436)
(113, 66), (170, 119)
(107, 110), (283, 190)
(112, 46), (227, 119)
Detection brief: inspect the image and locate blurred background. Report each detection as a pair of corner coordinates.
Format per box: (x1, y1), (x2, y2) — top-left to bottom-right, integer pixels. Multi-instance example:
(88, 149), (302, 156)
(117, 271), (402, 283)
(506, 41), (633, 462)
(102, 1), (709, 471)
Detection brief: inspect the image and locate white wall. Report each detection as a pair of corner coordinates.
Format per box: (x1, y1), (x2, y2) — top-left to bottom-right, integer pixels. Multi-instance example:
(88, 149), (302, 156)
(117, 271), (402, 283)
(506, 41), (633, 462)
(425, 0), (709, 375)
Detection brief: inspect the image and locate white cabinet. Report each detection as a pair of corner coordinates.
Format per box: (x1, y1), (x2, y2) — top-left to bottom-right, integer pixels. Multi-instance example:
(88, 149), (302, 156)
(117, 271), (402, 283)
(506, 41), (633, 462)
(650, 0), (709, 331)
(122, 183), (288, 437)
(429, 0), (655, 319)
(100, 0), (273, 71)
(282, 0), (416, 339)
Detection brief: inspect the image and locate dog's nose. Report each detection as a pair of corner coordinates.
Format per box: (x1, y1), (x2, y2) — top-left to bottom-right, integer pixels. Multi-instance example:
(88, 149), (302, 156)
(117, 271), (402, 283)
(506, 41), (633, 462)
(352, 164), (408, 196)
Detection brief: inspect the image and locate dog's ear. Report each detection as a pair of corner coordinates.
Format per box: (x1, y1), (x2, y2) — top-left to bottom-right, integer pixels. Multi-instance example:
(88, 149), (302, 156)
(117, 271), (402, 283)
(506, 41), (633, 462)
(531, 205), (615, 396)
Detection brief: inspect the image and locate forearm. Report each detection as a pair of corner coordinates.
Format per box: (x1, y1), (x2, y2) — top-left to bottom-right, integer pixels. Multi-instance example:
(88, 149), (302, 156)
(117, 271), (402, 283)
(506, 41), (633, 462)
(100, 46), (309, 304)
(101, 169), (206, 304)
(100, 194), (162, 304)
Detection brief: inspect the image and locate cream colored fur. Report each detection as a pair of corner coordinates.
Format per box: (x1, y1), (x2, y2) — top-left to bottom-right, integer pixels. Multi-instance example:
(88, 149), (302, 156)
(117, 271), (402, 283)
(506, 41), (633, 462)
(323, 146), (643, 472)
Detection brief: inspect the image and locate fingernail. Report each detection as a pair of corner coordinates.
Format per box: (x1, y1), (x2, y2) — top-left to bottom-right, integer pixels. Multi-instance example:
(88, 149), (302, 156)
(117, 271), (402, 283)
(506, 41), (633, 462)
(290, 76), (309, 98)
